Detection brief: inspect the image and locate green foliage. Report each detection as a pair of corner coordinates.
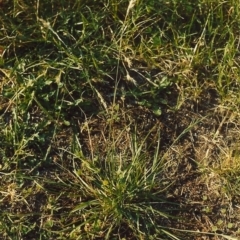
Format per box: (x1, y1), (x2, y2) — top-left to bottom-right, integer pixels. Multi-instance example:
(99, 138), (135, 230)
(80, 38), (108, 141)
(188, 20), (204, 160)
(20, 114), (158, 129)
(66, 132), (176, 239)
(1, 0), (240, 239)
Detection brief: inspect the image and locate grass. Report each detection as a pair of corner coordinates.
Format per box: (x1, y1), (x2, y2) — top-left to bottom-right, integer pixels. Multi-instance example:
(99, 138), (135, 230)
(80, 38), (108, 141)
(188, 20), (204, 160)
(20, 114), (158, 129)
(0, 0), (240, 239)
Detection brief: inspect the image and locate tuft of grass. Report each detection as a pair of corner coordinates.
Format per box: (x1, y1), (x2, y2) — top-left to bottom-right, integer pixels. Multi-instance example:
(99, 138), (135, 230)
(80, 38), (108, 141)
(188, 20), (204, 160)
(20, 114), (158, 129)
(58, 130), (178, 239)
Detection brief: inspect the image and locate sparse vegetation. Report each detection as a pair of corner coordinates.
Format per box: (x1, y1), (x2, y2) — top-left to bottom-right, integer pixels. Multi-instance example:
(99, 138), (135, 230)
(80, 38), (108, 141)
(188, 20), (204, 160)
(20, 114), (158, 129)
(0, 0), (240, 239)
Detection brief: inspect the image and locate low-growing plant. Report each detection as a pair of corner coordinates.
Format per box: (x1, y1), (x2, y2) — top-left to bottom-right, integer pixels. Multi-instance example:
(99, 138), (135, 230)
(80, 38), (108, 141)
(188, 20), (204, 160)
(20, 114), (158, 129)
(52, 129), (179, 239)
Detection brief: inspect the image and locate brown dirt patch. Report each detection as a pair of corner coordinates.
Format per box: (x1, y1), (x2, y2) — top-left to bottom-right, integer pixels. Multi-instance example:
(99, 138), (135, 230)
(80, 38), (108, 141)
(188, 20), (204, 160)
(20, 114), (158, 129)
(71, 84), (240, 239)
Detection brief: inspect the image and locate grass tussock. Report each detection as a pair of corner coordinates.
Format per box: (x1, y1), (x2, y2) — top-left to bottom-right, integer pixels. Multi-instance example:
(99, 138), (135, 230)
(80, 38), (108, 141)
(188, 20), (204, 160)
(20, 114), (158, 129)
(0, 0), (240, 239)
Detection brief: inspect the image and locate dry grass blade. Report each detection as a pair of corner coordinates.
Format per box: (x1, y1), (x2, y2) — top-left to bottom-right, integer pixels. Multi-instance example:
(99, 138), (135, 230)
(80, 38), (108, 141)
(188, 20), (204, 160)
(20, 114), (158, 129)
(126, 0), (137, 19)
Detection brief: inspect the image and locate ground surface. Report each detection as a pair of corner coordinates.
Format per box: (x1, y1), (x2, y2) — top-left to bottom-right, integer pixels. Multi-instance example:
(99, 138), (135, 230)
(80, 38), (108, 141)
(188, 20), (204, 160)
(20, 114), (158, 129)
(1, 0), (240, 239)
